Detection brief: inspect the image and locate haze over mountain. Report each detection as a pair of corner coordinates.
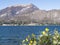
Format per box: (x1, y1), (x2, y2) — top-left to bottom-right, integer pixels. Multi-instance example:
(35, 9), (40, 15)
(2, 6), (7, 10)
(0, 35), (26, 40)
(0, 3), (60, 24)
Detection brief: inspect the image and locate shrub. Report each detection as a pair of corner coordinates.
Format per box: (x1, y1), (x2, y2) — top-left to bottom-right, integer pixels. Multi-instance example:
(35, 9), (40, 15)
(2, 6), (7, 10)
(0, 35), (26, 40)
(22, 28), (60, 45)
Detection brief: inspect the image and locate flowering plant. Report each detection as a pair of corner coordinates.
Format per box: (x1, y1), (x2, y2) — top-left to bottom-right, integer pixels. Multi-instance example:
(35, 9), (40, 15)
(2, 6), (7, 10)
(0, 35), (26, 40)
(22, 28), (60, 45)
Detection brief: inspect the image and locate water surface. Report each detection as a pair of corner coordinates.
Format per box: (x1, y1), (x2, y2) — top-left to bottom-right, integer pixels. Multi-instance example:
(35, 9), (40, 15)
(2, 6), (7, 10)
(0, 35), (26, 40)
(0, 26), (60, 45)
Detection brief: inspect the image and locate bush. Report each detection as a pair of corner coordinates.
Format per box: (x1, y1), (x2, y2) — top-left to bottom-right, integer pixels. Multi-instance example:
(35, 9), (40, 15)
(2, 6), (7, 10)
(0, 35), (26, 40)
(22, 28), (60, 45)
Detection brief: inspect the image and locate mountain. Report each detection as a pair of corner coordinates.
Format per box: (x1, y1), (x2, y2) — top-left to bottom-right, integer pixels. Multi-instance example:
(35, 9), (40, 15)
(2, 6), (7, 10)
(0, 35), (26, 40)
(0, 4), (60, 24)
(0, 4), (39, 21)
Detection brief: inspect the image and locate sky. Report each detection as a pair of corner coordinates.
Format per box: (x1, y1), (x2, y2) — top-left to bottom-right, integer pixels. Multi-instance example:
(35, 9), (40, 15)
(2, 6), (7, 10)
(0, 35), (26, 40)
(0, 0), (60, 10)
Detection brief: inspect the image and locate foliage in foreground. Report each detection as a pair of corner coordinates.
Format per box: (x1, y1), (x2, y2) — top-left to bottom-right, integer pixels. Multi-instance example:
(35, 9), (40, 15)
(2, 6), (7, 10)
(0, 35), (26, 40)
(22, 28), (60, 45)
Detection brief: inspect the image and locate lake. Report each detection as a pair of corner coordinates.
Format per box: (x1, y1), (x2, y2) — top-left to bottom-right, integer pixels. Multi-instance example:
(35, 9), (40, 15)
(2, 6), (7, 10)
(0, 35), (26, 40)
(0, 26), (60, 45)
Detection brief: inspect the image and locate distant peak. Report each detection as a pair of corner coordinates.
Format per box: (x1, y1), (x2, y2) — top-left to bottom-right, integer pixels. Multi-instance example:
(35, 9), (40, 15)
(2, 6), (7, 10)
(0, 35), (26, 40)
(8, 3), (36, 7)
(28, 3), (34, 5)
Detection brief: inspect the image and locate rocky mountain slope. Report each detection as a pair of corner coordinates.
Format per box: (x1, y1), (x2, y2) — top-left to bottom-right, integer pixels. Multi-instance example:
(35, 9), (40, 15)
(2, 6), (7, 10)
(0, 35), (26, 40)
(0, 4), (60, 24)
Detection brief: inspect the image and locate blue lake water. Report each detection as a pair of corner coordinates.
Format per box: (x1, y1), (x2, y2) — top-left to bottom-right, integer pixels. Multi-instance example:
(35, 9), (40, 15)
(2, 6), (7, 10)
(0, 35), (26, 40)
(0, 26), (60, 45)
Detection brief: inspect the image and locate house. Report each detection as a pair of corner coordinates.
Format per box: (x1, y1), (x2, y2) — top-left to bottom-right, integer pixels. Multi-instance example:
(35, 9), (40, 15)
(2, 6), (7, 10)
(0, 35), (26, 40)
(2, 24), (18, 26)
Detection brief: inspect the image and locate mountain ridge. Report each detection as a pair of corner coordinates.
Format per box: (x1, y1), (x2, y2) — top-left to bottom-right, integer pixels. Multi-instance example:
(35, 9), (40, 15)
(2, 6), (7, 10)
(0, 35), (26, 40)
(0, 4), (60, 24)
